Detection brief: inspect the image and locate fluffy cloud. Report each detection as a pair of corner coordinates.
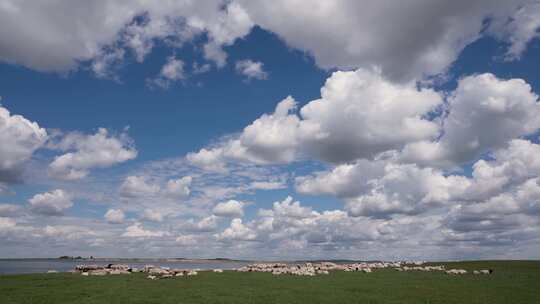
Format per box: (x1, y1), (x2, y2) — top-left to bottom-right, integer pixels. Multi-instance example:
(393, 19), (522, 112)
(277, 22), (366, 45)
(0, 0), (130, 71)
(48, 128), (137, 180)
(189, 69), (442, 169)
(237, 0), (535, 81)
(214, 196), (388, 249)
(40, 225), (96, 240)
(202, 2), (253, 66)
(489, 2), (540, 60)
(402, 74), (540, 167)
(186, 148), (227, 172)
(292, 138), (540, 254)
(216, 218), (256, 241)
(120, 175), (160, 198)
(0, 105), (47, 183)
(148, 56), (185, 88)
(185, 215), (219, 232)
(270, 196), (314, 219)
(29, 189), (73, 216)
(223, 96), (300, 164)
(122, 222), (168, 238)
(104, 209), (125, 224)
(298, 142), (540, 220)
(343, 164), (469, 218)
(235, 59), (268, 80)
(0, 1), (253, 73)
(213, 200), (245, 217)
(249, 180), (287, 190)
(441, 175), (540, 247)
(297, 139), (540, 238)
(187, 95), (301, 169)
(298, 69), (441, 163)
(120, 175), (192, 203)
(3, 0), (539, 83)
(91, 47), (125, 79)
(458, 139), (540, 202)
(189, 72), (540, 171)
(165, 176), (192, 199)
(295, 159), (387, 198)
(297, 161), (470, 218)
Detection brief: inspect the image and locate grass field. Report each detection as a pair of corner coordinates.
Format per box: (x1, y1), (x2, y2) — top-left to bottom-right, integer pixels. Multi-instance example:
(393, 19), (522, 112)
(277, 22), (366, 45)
(1, 261), (539, 303)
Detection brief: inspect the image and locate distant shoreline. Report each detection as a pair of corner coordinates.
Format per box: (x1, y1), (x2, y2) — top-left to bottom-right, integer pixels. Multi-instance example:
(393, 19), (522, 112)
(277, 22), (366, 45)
(0, 258), (253, 263)
(0, 258), (538, 262)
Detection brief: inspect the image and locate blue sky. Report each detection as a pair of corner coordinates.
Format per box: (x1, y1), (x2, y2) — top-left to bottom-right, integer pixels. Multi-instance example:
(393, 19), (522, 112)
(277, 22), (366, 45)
(1, 1), (540, 260)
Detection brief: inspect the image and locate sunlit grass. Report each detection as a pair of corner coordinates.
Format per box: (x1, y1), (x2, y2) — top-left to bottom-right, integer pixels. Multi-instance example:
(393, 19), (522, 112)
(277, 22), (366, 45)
(1, 261), (539, 303)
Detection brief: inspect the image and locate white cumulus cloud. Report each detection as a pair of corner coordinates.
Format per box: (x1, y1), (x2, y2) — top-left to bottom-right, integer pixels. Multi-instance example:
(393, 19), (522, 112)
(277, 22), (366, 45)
(188, 69), (443, 169)
(120, 175), (160, 198)
(402, 73), (540, 167)
(235, 59), (268, 80)
(0, 105), (47, 183)
(165, 176), (192, 199)
(29, 189), (73, 216)
(213, 200), (245, 217)
(122, 222), (168, 238)
(0, 1), (254, 73)
(104, 209), (125, 224)
(216, 218), (256, 241)
(48, 128), (137, 180)
(237, 0), (536, 81)
(148, 56), (186, 88)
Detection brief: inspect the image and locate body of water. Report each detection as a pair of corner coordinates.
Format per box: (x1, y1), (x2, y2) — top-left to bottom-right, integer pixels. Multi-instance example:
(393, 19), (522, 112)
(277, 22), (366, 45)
(0, 259), (252, 275)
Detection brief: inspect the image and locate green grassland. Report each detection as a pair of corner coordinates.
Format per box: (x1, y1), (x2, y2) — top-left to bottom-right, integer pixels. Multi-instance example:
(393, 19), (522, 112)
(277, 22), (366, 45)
(1, 261), (539, 304)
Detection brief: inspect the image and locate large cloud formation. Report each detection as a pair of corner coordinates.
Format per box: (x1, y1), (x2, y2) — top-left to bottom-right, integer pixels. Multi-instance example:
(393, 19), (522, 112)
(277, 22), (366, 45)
(0, 106), (47, 184)
(293, 73), (540, 217)
(190, 72), (540, 169)
(237, 0), (539, 81)
(184, 69), (540, 258)
(402, 74), (540, 167)
(188, 68), (443, 168)
(298, 70), (442, 163)
(0, 0), (252, 73)
(2, 1), (539, 82)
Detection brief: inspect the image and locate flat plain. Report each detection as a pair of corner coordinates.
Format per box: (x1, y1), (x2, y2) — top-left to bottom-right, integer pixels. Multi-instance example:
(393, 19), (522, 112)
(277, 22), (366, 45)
(1, 261), (539, 304)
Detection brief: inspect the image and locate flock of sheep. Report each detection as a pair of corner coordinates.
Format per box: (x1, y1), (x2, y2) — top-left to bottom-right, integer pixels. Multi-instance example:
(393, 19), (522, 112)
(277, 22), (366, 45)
(71, 261), (493, 280)
(396, 265), (492, 275)
(73, 264), (204, 279)
(236, 262), (393, 276)
(236, 262), (492, 276)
